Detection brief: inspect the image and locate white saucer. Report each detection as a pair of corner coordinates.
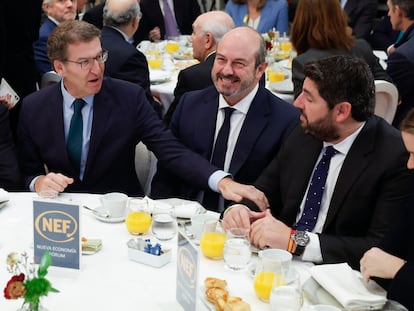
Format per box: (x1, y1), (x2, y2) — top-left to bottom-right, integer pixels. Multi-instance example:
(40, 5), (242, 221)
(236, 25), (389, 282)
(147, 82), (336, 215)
(93, 206), (125, 223)
(269, 79), (294, 94)
(149, 70), (172, 84)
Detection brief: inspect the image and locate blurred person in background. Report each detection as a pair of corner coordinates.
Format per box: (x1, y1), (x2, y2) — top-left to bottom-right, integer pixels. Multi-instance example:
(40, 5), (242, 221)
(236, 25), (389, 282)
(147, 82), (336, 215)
(101, 0), (162, 116)
(0, 0), (43, 138)
(34, 0), (78, 78)
(290, 0), (391, 99)
(385, 0), (414, 128)
(135, 0), (201, 42)
(342, 0), (379, 40)
(163, 11), (235, 125)
(225, 0), (288, 35)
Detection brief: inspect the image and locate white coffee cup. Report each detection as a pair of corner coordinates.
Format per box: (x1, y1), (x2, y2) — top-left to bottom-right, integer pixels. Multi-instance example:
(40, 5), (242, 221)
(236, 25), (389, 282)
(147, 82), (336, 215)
(190, 214), (219, 242)
(100, 192), (128, 218)
(257, 248), (293, 276)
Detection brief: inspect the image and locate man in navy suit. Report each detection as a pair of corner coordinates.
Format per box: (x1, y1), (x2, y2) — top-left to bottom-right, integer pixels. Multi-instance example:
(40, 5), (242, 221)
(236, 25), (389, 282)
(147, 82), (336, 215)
(18, 20), (268, 209)
(135, 0), (201, 42)
(34, 0), (77, 79)
(222, 55), (414, 269)
(342, 0), (378, 40)
(151, 27), (299, 212)
(0, 104), (20, 190)
(101, 0), (162, 116)
(386, 0), (414, 128)
(163, 10), (235, 125)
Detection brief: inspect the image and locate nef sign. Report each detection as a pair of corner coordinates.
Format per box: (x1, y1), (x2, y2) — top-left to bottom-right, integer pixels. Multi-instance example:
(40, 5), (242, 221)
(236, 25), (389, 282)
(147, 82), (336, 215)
(33, 199), (81, 269)
(35, 210), (78, 243)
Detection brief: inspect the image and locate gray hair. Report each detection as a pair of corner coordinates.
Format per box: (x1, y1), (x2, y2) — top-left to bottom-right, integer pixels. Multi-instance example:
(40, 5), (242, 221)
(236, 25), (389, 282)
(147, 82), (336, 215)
(199, 15), (234, 44)
(103, 1), (141, 27)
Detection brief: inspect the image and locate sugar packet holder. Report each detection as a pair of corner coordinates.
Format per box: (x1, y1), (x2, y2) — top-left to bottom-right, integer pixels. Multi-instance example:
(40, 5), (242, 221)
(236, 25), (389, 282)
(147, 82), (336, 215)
(127, 238), (172, 268)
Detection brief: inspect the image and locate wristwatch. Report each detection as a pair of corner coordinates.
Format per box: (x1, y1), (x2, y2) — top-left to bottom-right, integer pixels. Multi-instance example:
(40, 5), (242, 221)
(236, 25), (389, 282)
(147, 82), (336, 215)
(292, 230), (310, 256)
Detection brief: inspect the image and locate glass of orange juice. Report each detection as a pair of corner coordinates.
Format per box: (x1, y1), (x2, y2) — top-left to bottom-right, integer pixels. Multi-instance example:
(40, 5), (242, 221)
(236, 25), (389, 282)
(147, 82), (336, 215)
(146, 43), (163, 69)
(199, 219), (227, 259)
(125, 198), (152, 235)
(253, 249), (292, 302)
(165, 38), (180, 54)
(267, 64), (285, 83)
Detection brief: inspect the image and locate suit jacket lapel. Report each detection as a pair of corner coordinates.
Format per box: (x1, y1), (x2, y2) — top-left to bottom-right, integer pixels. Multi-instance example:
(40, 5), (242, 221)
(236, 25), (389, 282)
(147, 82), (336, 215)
(324, 119), (376, 228)
(229, 87), (270, 175)
(195, 90), (219, 159)
(83, 80), (113, 179)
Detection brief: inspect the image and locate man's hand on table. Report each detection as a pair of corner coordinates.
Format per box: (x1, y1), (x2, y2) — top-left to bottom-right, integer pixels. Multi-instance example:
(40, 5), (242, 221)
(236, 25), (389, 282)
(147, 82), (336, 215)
(218, 177), (269, 211)
(149, 27), (161, 41)
(250, 209), (291, 250)
(34, 172), (74, 194)
(221, 204), (265, 231)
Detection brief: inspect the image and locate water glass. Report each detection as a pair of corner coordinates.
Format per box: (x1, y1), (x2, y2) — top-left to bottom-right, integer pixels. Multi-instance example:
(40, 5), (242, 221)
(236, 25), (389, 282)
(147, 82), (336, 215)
(270, 285), (303, 311)
(151, 204), (177, 240)
(223, 228), (251, 271)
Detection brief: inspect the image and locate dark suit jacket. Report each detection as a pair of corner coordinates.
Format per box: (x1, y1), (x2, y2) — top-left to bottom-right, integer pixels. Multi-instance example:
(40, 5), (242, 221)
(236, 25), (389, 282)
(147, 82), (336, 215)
(244, 117), (413, 269)
(387, 24), (414, 128)
(292, 39), (392, 98)
(17, 77), (219, 196)
(82, 2), (105, 29)
(375, 202), (414, 311)
(0, 104), (20, 190)
(0, 0), (42, 137)
(344, 0), (378, 40)
(151, 85), (300, 202)
(101, 26), (161, 116)
(164, 53), (216, 125)
(33, 18), (56, 77)
(135, 0), (201, 42)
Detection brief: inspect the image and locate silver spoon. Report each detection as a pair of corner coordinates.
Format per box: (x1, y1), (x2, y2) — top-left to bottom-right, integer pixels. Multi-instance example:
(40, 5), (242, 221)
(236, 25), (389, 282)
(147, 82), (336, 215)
(179, 220), (194, 239)
(83, 205), (110, 218)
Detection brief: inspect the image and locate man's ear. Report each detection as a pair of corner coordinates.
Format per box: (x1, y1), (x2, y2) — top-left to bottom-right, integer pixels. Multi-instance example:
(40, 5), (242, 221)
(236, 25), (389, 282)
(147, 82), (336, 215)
(334, 102), (352, 123)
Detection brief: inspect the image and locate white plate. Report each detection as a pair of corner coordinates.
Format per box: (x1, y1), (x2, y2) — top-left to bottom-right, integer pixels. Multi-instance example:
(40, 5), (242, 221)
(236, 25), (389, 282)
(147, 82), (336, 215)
(93, 206), (125, 223)
(0, 200), (9, 209)
(269, 79), (294, 94)
(149, 70), (172, 84)
(279, 59), (292, 69)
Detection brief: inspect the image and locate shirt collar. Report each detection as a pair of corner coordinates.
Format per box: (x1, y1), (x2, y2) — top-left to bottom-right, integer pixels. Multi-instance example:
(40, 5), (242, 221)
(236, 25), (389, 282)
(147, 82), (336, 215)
(324, 122), (366, 155)
(60, 79), (94, 108)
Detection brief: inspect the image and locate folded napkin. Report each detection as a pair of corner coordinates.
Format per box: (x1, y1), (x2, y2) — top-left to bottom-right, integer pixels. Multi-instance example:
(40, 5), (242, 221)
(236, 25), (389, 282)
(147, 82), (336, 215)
(82, 238), (102, 254)
(309, 263), (387, 311)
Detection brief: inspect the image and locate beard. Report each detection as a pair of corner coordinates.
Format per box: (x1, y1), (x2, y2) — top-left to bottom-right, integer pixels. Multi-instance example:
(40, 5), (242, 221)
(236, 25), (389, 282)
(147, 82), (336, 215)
(301, 111), (340, 142)
(213, 72), (255, 98)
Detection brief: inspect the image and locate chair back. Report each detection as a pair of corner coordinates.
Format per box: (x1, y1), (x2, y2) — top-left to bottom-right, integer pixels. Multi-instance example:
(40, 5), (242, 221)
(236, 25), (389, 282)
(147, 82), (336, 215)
(134, 142), (157, 196)
(41, 71), (61, 89)
(374, 80), (398, 124)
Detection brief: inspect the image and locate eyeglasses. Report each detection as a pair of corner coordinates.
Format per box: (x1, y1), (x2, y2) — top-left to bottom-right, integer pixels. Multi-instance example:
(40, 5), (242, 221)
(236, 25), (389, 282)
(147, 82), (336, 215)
(64, 50), (108, 70)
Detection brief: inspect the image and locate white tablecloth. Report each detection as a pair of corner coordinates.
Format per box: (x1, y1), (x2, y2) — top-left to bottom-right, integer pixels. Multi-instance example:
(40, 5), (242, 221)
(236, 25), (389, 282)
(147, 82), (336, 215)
(0, 192), (311, 311)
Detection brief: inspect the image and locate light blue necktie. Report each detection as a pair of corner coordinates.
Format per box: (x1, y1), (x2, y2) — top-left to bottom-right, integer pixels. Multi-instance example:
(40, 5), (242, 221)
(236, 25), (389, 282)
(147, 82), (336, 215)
(294, 146), (338, 231)
(67, 99), (85, 175)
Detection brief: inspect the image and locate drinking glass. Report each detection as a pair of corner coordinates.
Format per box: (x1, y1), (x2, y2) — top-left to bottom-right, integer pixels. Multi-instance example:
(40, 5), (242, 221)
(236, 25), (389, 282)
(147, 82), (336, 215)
(253, 249), (292, 302)
(146, 43), (163, 69)
(151, 204), (177, 240)
(267, 64), (285, 83)
(199, 219), (227, 259)
(223, 228), (251, 271)
(270, 268), (302, 311)
(165, 37), (180, 54)
(125, 198), (152, 235)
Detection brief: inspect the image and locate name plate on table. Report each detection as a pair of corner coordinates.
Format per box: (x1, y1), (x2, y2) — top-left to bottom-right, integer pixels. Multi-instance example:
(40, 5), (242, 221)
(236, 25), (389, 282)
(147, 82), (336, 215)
(176, 230), (200, 310)
(33, 199), (81, 269)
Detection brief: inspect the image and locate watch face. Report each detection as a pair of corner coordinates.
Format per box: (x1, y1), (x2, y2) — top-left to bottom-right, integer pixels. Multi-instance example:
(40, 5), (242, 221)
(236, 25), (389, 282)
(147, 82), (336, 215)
(294, 231), (310, 246)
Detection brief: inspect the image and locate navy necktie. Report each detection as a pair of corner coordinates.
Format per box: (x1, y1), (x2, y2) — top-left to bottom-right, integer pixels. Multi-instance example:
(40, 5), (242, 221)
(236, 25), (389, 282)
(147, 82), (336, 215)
(294, 146), (338, 231)
(202, 107), (235, 212)
(67, 99), (85, 175)
(162, 0), (179, 37)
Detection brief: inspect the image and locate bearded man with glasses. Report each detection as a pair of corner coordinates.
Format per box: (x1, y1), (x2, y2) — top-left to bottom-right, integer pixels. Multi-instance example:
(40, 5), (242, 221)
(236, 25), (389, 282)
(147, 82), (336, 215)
(16, 20), (269, 210)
